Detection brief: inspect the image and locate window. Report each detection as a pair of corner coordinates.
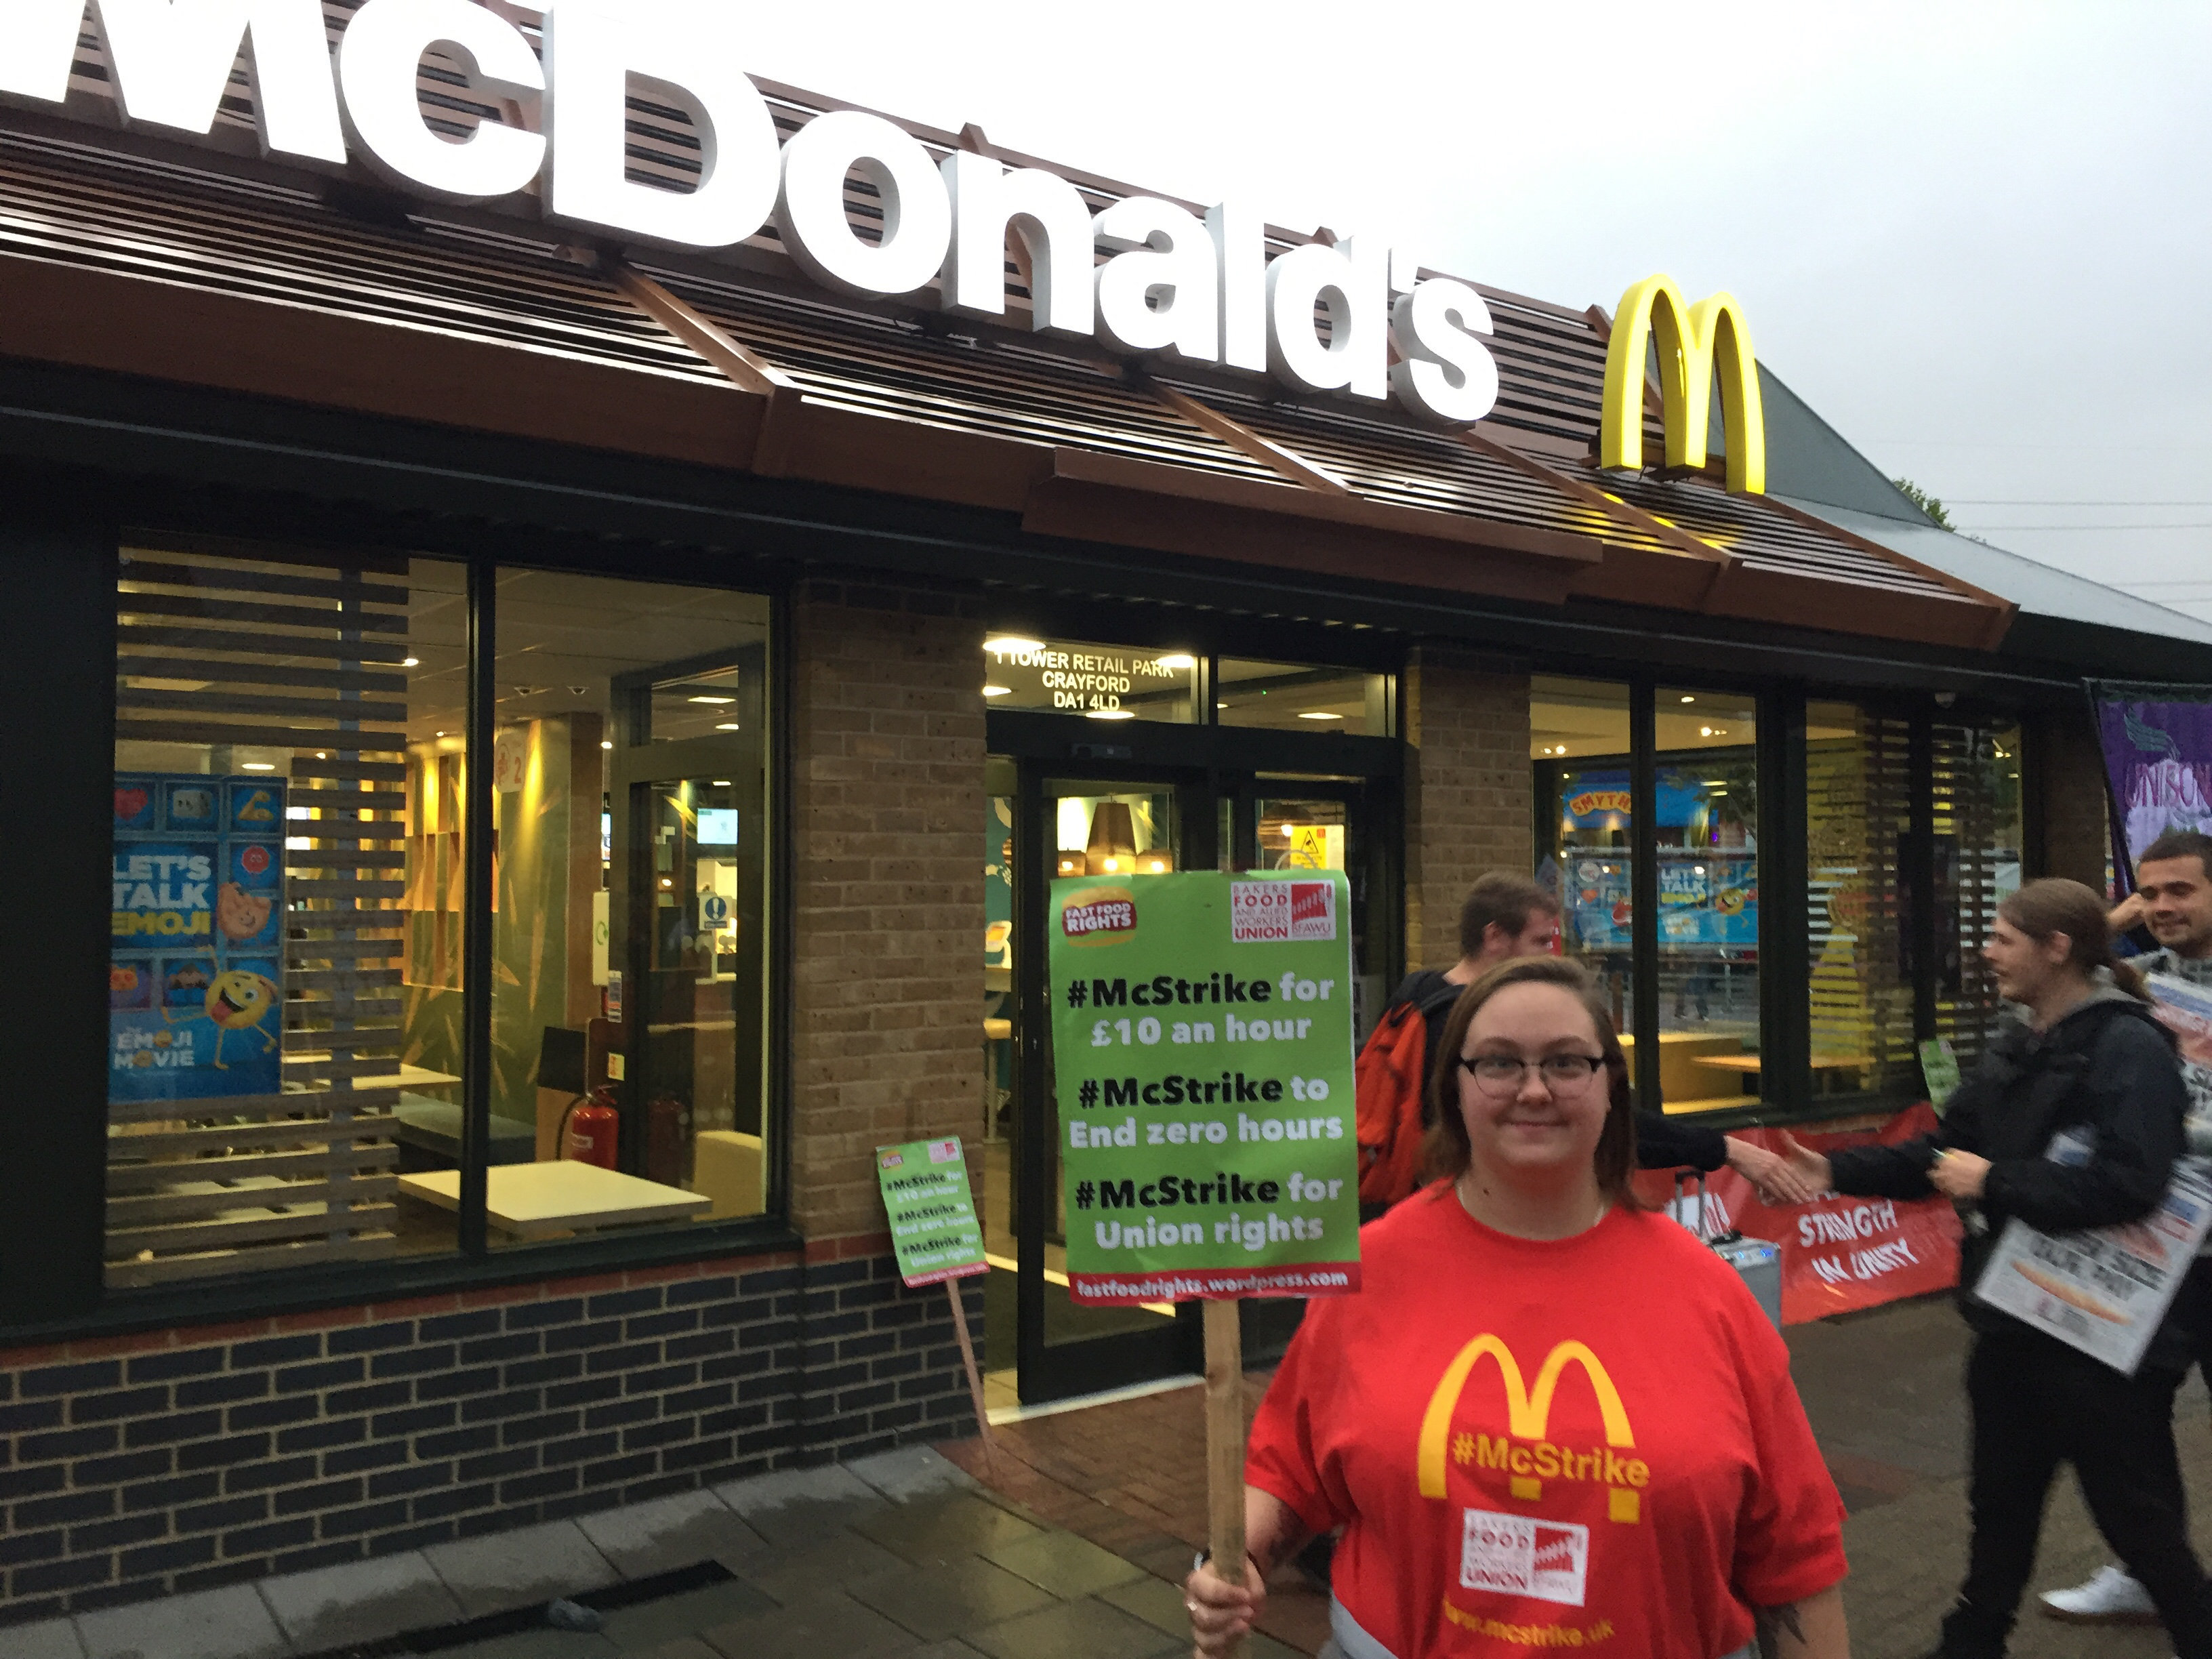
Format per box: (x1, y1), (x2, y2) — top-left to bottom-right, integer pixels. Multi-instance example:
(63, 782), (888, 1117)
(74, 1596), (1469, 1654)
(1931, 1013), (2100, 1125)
(478, 571), (773, 1246)
(1653, 689), (1761, 1112)
(981, 636), (1197, 722)
(1935, 719), (2024, 1069)
(1805, 700), (1913, 1099)
(1218, 659), (1388, 735)
(110, 547), (465, 1285)
(1532, 676), (1635, 1033)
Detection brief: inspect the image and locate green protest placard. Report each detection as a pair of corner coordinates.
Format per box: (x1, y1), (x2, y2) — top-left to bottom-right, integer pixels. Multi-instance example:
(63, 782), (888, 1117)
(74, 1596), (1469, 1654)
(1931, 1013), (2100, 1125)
(875, 1137), (988, 1287)
(1050, 870), (1361, 1303)
(1917, 1036), (1961, 1111)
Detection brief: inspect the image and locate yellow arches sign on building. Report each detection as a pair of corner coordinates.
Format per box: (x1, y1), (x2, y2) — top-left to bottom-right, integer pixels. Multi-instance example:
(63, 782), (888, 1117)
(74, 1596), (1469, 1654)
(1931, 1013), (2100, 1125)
(1599, 275), (1766, 495)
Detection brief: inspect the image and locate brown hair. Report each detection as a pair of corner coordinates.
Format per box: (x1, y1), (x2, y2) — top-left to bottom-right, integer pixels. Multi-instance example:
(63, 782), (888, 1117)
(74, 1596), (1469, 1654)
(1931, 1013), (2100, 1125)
(1997, 877), (2148, 1001)
(2140, 829), (2212, 882)
(1458, 872), (1561, 959)
(1420, 956), (1641, 1204)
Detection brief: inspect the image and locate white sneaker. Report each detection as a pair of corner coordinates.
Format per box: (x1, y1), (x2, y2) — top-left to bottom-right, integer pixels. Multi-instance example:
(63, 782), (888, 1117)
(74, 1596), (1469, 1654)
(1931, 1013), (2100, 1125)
(2037, 1563), (2159, 1624)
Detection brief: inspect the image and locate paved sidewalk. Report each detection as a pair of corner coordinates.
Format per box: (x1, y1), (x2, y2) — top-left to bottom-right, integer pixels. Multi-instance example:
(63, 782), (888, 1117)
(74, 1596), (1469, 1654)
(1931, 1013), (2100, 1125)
(16, 1294), (2212, 1658)
(7, 1446), (1265, 1659)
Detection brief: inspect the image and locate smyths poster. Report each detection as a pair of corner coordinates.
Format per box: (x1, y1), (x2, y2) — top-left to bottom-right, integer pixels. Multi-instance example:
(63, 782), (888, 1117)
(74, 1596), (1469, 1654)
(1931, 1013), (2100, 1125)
(110, 775), (287, 1103)
(1050, 870), (1361, 1303)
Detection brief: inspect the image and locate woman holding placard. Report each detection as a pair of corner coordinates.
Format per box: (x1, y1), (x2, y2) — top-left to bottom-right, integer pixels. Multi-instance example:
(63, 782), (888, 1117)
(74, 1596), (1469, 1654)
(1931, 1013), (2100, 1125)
(1184, 956), (1849, 1659)
(1778, 878), (2212, 1659)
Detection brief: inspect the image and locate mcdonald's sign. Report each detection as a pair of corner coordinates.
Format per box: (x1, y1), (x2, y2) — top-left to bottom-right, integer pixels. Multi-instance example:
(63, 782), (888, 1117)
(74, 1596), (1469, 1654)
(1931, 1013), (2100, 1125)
(1416, 1334), (1648, 1523)
(1598, 274), (1766, 495)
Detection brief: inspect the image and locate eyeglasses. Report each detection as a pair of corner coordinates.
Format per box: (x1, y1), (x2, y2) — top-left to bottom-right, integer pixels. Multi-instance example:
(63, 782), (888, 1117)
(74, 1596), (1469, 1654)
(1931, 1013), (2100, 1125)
(1458, 1053), (1608, 1095)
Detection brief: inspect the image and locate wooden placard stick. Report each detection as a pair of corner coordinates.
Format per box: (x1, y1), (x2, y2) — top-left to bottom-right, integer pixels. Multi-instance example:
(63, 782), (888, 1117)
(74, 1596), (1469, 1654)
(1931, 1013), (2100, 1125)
(945, 1278), (998, 1471)
(1204, 1297), (1249, 1658)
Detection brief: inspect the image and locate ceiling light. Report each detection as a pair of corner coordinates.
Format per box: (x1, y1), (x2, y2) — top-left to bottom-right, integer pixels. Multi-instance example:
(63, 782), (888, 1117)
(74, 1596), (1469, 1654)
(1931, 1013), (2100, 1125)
(984, 636), (1045, 655)
(689, 695), (735, 705)
(1282, 824), (1296, 837)
(1298, 711), (1344, 721)
(1693, 865), (1706, 876)
(1145, 858), (1167, 872)
(315, 752), (327, 760)
(434, 731), (445, 738)
(600, 740), (613, 750)
(1086, 708), (1136, 721)
(403, 657), (420, 667)
(1216, 701), (1229, 710)
(982, 685), (1012, 697)
(242, 762), (276, 772)
(1155, 653), (1197, 670)
(716, 722), (741, 731)
(1679, 695), (1694, 703)
(712, 779), (731, 786)
(1700, 726), (1713, 737)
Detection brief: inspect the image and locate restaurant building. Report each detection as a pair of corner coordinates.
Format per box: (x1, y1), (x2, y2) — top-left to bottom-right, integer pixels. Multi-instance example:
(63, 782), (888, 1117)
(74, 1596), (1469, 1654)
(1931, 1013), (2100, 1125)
(3, 1), (2209, 1624)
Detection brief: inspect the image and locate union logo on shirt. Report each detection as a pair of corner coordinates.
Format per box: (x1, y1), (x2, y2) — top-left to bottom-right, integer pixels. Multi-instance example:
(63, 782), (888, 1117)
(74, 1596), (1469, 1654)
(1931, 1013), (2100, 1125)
(1416, 1334), (1650, 1524)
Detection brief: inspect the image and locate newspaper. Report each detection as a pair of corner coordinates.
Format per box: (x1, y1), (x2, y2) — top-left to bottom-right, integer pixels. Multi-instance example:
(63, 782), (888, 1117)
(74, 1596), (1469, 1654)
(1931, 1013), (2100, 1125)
(1976, 1158), (2212, 1374)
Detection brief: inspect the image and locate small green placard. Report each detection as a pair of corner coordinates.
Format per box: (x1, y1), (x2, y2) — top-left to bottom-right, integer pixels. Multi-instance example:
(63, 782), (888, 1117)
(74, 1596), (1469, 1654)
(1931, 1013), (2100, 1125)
(1918, 1036), (1961, 1111)
(876, 1138), (988, 1287)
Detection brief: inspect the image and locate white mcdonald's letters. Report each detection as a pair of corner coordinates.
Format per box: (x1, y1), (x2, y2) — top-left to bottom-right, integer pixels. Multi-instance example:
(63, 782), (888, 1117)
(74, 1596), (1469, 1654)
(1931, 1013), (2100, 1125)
(0, 0), (1503, 422)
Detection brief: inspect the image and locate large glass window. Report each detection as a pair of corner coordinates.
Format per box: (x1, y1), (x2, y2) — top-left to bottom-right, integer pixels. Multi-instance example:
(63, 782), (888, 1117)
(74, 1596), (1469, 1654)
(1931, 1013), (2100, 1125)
(1218, 659), (1389, 735)
(1654, 689), (1761, 1112)
(1806, 700), (1914, 1099)
(110, 547), (464, 1285)
(457, 571), (772, 1248)
(1532, 676), (1635, 1033)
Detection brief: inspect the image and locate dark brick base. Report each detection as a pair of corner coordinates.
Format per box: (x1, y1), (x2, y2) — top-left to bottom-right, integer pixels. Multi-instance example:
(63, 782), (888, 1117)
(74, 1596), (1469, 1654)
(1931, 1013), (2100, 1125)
(0, 1245), (981, 1623)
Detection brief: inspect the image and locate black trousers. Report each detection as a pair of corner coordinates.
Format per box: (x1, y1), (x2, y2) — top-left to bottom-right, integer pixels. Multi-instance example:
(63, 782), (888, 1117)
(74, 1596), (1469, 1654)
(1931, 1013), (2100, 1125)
(1942, 1324), (2212, 1658)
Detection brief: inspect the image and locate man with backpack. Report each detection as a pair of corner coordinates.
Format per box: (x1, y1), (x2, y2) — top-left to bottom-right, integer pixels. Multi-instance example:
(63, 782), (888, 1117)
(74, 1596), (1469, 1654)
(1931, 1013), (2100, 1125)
(1354, 871), (1814, 1214)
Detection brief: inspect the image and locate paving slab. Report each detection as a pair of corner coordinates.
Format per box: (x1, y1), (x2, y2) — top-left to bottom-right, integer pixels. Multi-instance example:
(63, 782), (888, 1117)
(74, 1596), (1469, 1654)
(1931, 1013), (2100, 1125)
(983, 1528), (1146, 1598)
(714, 1463), (887, 1544)
(258, 1549), (464, 1652)
(848, 1445), (984, 1504)
(430, 1626), (617, 1659)
(699, 1589), (928, 1659)
(5, 1616), (87, 1659)
(594, 1578), (779, 1651)
(77, 1584), (289, 1659)
(852, 1492), (1044, 1567)
(627, 1641), (723, 1659)
(1094, 1574), (1311, 1659)
(575, 1488), (768, 1578)
(731, 1528), (909, 1602)
(424, 1518), (619, 1618)
(846, 1555), (1060, 1643)
(959, 1596), (1185, 1659)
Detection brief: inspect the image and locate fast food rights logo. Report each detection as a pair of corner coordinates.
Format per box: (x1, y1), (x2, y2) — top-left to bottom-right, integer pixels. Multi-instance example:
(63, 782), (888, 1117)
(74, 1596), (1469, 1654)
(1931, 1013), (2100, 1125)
(1230, 880), (1336, 943)
(1062, 895), (1136, 939)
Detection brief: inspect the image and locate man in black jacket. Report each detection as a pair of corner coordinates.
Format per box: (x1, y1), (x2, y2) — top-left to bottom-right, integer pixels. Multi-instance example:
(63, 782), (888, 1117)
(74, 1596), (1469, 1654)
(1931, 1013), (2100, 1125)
(1393, 872), (1813, 1199)
(1782, 879), (2211, 1659)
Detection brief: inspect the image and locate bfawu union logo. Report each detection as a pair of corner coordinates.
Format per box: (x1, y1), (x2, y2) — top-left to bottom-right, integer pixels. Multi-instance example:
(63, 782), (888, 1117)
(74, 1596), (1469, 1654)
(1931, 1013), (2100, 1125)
(1230, 880), (1336, 943)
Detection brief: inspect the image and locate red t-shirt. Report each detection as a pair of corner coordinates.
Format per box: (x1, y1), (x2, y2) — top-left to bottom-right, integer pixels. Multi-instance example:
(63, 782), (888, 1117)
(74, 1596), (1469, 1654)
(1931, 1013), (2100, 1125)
(1247, 1190), (1846, 1658)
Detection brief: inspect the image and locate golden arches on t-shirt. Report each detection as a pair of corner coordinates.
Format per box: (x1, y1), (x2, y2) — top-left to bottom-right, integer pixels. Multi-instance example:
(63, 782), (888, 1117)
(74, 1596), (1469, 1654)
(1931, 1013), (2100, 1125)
(1415, 1335), (1636, 1500)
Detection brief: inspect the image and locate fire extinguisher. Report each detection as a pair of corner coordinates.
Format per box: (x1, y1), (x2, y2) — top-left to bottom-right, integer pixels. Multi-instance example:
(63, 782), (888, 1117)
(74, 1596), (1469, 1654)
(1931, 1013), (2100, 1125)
(559, 1086), (621, 1170)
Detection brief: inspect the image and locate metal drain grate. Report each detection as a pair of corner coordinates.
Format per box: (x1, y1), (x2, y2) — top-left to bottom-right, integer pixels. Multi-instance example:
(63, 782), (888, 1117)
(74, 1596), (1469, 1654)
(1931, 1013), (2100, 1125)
(296, 1559), (735, 1658)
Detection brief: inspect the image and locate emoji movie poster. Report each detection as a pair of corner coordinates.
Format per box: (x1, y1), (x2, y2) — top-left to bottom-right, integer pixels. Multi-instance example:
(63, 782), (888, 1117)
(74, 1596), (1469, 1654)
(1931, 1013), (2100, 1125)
(110, 775), (287, 1103)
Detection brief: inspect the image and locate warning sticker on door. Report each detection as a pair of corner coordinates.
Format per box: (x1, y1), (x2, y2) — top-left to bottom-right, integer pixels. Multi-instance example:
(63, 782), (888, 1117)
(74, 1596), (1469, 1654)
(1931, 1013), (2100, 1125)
(1230, 880), (1336, 943)
(1460, 1509), (1589, 1607)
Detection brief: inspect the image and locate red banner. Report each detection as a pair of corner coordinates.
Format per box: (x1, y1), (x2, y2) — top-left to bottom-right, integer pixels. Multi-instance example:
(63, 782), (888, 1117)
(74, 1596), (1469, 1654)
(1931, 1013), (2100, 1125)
(1634, 1103), (1961, 1324)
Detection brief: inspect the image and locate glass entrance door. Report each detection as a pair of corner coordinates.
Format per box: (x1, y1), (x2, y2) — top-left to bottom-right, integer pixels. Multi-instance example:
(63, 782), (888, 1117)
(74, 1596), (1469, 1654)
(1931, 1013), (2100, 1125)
(985, 769), (1211, 1406)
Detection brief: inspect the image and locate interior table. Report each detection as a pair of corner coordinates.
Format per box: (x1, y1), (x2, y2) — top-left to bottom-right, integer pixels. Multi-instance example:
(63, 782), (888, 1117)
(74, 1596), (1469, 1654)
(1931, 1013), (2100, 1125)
(396, 1161), (711, 1240)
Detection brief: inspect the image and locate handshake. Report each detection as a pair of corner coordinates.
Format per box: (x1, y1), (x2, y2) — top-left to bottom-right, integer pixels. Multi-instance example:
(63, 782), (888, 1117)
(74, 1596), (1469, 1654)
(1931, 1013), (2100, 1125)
(1723, 1135), (1990, 1206)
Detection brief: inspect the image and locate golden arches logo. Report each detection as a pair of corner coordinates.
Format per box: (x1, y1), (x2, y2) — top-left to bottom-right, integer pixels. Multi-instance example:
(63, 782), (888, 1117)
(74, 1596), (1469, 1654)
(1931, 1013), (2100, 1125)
(1416, 1335), (1634, 1500)
(1598, 274), (1766, 495)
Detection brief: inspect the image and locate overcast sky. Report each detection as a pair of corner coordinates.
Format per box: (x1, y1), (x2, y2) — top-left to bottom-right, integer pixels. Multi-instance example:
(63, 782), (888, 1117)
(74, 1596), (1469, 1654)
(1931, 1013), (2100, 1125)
(726, 1), (2212, 621)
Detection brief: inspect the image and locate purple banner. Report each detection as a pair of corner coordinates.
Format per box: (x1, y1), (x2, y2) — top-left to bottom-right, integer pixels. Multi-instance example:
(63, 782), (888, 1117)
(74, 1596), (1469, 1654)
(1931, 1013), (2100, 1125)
(2092, 687), (2212, 890)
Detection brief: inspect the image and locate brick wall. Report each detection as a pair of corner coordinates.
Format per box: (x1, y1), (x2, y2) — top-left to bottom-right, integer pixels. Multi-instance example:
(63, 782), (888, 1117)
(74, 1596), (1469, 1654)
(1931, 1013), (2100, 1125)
(788, 581), (989, 1239)
(0, 1250), (984, 1626)
(2034, 699), (2112, 890)
(1402, 647), (1533, 968)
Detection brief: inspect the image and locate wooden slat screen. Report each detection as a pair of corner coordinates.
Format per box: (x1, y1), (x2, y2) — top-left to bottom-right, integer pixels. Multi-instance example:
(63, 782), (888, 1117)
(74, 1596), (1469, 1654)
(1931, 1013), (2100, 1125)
(108, 548), (457, 1286)
(1806, 705), (1914, 1097)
